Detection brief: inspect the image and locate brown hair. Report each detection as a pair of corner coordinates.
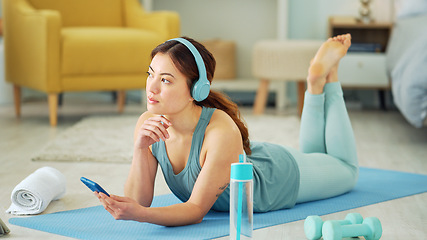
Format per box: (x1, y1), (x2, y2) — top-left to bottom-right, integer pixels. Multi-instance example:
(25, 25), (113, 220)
(151, 37), (251, 155)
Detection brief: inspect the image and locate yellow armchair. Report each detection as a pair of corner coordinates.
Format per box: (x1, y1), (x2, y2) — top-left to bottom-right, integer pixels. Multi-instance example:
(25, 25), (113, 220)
(2, 0), (180, 126)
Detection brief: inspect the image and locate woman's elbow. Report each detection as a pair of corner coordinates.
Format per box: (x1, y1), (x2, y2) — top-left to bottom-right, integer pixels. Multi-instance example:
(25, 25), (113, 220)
(187, 203), (207, 225)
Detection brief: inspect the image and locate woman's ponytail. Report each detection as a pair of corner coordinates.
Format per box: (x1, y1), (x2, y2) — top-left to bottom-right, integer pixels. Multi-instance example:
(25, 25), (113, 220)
(196, 90), (251, 155)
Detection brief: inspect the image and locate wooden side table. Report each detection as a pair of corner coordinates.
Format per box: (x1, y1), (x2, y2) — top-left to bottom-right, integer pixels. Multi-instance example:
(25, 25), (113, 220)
(329, 16), (393, 109)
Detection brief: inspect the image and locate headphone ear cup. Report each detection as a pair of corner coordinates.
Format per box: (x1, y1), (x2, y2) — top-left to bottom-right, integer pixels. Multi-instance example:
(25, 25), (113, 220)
(192, 77), (211, 102)
(168, 38), (211, 102)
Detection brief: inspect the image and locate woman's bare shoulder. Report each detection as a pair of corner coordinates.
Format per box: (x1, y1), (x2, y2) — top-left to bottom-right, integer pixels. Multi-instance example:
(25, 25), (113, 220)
(207, 109), (241, 138)
(201, 109), (243, 167)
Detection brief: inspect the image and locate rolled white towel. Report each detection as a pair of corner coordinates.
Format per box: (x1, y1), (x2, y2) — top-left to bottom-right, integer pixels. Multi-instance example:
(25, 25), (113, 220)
(6, 166), (66, 215)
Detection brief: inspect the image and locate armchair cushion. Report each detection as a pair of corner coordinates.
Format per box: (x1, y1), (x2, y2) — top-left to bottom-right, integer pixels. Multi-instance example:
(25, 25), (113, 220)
(62, 28), (161, 75)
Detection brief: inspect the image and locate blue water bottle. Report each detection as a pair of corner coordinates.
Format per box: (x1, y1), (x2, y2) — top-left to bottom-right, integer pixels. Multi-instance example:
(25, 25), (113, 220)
(230, 155), (253, 240)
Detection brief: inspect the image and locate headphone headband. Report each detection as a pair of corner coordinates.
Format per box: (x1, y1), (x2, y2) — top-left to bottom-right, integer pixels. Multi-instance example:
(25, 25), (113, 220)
(168, 38), (211, 102)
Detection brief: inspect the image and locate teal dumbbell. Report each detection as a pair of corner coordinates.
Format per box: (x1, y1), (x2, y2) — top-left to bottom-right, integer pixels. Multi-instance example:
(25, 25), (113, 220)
(322, 217), (382, 240)
(304, 213), (363, 240)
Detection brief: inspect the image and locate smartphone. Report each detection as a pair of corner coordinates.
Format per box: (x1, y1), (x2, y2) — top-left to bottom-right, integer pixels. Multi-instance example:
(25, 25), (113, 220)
(80, 177), (110, 197)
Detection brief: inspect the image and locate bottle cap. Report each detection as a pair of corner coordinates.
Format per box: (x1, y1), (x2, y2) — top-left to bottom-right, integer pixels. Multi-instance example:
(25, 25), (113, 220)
(230, 163), (253, 180)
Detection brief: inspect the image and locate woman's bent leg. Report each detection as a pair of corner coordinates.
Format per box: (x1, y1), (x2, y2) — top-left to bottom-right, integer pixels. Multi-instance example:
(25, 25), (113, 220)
(299, 92), (326, 154)
(324, 82), (358, 173)
(295, 83), (358, 203)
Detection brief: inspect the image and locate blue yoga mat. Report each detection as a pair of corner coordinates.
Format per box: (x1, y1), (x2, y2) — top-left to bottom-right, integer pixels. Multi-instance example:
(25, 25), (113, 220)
(9, 167), (427, 240)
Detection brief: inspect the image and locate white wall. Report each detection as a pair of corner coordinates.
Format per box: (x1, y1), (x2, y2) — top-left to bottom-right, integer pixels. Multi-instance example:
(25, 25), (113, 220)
(288, 0), (394, 40)
(153, 0), (278, 79)
(288, 0), (358, 40)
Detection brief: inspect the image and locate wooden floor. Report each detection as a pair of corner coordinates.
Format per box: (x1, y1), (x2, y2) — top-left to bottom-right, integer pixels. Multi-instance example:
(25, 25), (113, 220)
(0, 94), (426, 239)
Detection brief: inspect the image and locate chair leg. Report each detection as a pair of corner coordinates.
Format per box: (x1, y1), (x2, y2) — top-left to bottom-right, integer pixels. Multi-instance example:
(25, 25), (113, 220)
(253, 79), (270, 115)
(117, 90), (126, 113)
(297, 81), (306, 117)
(13, 85), (21, 118)
(48, 93), (58, 126)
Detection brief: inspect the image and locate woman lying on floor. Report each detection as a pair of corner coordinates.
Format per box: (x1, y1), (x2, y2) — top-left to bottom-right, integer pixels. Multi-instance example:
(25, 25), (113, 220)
(95, 34), (359, 226)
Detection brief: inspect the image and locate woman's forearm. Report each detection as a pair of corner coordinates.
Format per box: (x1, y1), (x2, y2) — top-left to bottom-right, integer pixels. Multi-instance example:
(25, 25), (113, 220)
(140, 202), (205, 226)
(124, 147), (157, 207)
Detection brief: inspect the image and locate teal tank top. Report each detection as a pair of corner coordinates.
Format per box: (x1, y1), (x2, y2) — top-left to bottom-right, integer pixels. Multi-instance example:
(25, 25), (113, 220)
(151, 107), (300, 212)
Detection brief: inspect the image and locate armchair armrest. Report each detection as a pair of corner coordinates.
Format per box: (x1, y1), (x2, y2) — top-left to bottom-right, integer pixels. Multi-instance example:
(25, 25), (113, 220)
(124, 0), (180, 40)
(3, 0), (62, 92)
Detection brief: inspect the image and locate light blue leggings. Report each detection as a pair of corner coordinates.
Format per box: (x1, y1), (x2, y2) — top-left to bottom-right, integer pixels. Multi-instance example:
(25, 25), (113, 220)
(293, 82), (359, 203)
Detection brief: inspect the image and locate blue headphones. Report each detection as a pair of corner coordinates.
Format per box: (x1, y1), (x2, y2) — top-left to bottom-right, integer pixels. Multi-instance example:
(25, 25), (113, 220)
(168, 38), (211, 102)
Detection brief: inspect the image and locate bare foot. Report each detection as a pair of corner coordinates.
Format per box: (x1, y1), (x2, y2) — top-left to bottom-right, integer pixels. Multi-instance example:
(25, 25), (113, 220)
(307, 34), (351, 94)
